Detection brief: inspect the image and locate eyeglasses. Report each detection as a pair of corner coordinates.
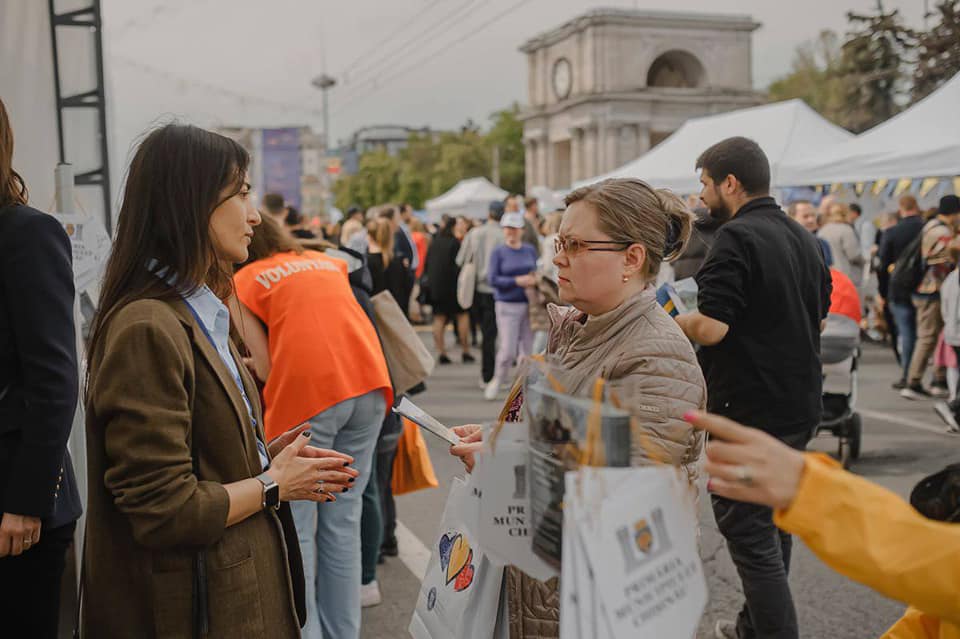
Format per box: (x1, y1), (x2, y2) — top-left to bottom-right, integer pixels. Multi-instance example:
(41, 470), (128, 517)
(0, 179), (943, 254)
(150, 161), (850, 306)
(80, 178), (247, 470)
(554, 235), (632, 256)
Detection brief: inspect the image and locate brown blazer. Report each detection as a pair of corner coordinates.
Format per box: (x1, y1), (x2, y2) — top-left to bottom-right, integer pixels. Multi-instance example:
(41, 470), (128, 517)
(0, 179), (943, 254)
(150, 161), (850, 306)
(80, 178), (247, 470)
(81, 297), (305, 638)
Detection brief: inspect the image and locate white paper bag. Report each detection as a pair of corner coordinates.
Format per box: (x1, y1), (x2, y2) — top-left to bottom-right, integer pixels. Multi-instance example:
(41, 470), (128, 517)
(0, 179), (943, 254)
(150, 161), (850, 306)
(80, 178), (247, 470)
(474, 424), (558, 583)
(410, 477), (505, 639)
(561, 467), (706, 639)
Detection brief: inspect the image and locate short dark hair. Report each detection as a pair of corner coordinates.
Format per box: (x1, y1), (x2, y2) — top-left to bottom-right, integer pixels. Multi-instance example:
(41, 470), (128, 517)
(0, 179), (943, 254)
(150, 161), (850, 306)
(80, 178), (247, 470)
(489, 200), (505, 221)
(284, 206), (303, 227)
(849, 203), (862, 215)
(695, 136), (770, 195)
(263, 192), (285, 214)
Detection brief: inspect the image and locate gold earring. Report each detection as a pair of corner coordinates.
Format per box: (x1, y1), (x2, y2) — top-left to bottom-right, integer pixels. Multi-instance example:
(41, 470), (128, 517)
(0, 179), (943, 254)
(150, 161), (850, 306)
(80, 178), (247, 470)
(622, 274), (629, 283)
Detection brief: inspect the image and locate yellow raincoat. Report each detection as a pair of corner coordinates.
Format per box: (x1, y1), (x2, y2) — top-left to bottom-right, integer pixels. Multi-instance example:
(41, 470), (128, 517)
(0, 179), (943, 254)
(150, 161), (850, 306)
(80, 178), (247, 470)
(774, 454), (960, 639)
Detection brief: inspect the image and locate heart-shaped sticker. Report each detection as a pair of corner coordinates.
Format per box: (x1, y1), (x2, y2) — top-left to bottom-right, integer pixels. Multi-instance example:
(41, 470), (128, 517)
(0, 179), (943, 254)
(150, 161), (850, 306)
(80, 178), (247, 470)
(445, 534), (472, 585)
(453, 551), (475, 592)
(438, 533), (454, 573)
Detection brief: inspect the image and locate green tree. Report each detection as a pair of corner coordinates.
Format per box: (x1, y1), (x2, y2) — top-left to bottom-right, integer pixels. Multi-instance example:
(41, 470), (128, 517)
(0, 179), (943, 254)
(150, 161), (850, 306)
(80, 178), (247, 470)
(485, 105), (526, 195)
(912, 0), (960, 102)
(333, 105), (526, 210)
(837, 1), (916, 132)
(767, 30), (848, 127)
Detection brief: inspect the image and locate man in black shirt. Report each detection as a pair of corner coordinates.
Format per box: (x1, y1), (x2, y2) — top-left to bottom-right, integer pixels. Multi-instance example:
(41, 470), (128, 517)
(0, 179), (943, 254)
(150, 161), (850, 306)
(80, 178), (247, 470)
(676, 137), (831, 639)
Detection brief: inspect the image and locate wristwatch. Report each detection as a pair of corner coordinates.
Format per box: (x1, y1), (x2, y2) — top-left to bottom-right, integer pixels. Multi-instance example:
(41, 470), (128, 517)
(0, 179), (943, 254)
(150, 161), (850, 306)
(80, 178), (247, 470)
(255, 471), (280, 510)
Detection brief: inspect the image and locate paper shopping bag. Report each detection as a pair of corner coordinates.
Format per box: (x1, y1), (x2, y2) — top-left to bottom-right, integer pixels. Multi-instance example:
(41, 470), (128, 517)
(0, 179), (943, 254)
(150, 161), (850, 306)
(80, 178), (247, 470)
(392, 418), (439, 496)
(409, 477), (504, 639)
(473, 422), (557, 583)
(371, 290), (435, 394)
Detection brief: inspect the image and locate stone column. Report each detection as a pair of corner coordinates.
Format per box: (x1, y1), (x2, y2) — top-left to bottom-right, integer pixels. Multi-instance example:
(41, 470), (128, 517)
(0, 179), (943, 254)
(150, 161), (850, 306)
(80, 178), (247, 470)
(537, 134), (550, 187)
(524, 139), (537, 193)
(583, 124), (598, 181)
(570, 127), (584, 183)
(637, 124), (652, 156)
(604, 125), (619, 173)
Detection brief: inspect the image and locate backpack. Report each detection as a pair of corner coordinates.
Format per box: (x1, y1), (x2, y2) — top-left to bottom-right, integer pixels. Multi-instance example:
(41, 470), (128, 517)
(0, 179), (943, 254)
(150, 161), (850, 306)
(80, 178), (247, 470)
(889, 220), (943, 303)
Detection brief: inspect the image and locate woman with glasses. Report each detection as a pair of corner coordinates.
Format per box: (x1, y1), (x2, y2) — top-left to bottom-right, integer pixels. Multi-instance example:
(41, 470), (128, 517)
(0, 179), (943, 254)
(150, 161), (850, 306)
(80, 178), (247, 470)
(450, 178), (707, 639)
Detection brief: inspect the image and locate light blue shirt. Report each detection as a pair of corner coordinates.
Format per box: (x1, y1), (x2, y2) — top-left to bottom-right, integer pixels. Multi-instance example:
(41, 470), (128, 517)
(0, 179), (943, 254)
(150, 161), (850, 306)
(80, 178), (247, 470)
(183, 285), (269, 471)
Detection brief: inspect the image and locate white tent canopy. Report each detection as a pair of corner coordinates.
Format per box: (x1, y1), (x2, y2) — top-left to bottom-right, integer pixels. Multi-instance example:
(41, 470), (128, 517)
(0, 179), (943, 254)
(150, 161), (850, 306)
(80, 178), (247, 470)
(778, 72), (960, 186)
(575, 99), (854, 194)
(425, 177), (508, 220)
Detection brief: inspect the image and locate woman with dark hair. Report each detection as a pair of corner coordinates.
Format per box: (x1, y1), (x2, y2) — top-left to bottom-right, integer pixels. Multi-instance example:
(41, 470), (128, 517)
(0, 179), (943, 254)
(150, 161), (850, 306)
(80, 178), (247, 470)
(425, 217), (474, 364)
(367, 217), (408, 303)
(83, 124), (357, 637)
(233, 214), (392, 638)
(0, 98), (81, 639)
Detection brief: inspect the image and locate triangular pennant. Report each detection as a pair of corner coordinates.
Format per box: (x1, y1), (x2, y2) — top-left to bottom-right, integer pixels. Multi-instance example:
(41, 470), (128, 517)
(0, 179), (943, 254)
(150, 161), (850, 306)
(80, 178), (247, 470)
(920, 178), (940, 198)
(872, 179), (889, 196)
(893, 178), (913, 197)
(830, 183), (842, 194)
(953, 177), (960, 196)
(854, 182), (866, 196)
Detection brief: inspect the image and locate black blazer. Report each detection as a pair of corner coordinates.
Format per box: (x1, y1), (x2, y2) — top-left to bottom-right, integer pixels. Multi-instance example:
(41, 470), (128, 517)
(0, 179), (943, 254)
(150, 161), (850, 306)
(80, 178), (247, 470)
(0, 205), (81, 529)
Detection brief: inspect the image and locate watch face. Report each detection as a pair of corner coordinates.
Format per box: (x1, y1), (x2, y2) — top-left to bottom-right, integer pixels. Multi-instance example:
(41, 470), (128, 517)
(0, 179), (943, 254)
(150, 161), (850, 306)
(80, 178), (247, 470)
(552, 57), (572, 100)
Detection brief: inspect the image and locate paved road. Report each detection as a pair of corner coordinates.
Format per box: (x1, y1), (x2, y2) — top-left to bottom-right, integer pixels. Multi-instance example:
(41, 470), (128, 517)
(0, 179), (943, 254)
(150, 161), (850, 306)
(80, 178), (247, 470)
(361, 333), (959, 639)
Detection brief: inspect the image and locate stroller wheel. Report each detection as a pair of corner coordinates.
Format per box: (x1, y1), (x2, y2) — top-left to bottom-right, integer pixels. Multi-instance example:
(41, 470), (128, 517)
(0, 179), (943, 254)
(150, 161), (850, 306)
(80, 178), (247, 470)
(848, 413), (862, 460)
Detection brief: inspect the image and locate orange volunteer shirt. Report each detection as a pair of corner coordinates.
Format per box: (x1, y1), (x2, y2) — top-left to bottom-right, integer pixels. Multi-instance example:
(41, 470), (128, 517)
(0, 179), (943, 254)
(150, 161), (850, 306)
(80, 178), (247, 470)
(234, 250), (392, 440)
(829, 267), (862, 324)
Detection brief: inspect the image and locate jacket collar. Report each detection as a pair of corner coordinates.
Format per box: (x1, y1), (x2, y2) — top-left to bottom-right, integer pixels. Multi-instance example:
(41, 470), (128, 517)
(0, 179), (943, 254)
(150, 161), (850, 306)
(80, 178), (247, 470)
(169, 299), (264, 474)
(549, 287), (658, 363)
(734, 196), (779, 218)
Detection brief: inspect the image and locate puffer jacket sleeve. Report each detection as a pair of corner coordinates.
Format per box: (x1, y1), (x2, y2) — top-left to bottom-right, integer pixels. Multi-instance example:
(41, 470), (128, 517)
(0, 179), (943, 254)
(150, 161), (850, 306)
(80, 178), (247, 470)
(605, 320), (706, 478)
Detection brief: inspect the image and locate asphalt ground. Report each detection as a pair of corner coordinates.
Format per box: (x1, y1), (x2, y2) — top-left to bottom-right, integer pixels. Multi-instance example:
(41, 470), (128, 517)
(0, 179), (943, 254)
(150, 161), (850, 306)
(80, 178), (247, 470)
(362, 332), (959, 639)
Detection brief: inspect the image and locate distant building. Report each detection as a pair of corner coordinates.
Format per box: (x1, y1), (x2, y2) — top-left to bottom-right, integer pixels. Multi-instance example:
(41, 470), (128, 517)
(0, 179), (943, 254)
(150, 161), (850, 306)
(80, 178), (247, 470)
(339, 124), (434, 175)
(519, 9), (764, 190)
(217, 125), (333, 216)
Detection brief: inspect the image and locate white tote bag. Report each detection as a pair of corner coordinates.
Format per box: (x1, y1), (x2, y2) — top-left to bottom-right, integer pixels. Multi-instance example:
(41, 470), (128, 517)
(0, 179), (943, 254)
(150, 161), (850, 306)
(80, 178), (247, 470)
(410, 477), (504, 639)
(456, 238), (477, 310)
(561, 467), (707, 639)
(473, 423), (557, 582)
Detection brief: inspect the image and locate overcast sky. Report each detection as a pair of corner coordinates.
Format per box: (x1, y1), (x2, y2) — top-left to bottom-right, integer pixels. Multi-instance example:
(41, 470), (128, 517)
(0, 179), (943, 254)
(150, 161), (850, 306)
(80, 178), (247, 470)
(102, 0), (927, 155)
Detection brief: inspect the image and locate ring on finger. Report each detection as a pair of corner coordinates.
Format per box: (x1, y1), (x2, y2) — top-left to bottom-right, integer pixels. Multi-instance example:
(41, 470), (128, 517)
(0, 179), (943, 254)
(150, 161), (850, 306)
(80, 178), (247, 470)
(733, 465), (754, 486)
(316, 480), (325, 494)
(23, 538), (32, 546)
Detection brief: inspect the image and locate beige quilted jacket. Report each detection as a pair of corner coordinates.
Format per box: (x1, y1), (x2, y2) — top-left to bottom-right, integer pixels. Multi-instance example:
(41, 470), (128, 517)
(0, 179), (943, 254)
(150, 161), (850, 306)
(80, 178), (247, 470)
(506, 286), (706, 639)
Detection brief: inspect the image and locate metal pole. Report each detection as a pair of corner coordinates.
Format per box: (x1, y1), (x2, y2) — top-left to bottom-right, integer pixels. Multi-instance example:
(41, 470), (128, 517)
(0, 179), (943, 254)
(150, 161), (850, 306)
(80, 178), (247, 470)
(91, 0), (113, 234)
(322, 88), (331, 155)
(54, 163), (75, 213)
(47, 0), (66, 164)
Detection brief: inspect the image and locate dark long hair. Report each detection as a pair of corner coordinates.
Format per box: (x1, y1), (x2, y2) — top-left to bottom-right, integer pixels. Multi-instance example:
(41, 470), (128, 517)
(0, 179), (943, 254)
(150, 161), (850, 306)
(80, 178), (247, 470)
(87, 124), (249, 365)
(0, 98), (29, 208)
(246, 214), (303, 263)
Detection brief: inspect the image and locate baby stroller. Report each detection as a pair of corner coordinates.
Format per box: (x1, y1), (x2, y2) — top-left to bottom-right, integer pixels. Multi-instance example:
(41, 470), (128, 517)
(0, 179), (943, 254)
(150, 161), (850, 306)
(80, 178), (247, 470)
(816, 313), (863, 468)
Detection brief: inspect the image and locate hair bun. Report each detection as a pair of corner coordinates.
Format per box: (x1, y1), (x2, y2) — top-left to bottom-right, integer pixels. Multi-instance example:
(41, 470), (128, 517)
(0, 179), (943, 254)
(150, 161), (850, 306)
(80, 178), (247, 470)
(655, 188), (694, 263)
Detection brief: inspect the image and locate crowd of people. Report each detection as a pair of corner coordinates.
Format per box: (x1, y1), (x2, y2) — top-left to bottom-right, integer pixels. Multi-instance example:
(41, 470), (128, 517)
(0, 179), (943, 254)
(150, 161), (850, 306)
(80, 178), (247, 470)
(784, 189), (960, 431)
(0, 90), (956, 639)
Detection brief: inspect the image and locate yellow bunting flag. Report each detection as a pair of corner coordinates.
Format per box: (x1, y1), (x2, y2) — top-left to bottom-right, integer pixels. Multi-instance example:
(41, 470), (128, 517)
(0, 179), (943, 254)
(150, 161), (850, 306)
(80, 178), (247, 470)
(815, 185), (825, 195)
(893, 178), (913, 196)
(920, 178), (940, 198)
(872, 179), (889, 196)
(954, 177), (960, 196)
(830, 183), (842, 194)
(854, 182), (866, 196)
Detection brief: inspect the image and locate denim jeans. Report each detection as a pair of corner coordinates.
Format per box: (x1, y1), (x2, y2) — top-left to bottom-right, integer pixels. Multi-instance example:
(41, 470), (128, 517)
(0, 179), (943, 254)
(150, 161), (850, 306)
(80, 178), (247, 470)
(292, 389), (386, 639)
(360, 453), (382, 585)
(889, 301), (917, 381)
(712, 431), (809, 639)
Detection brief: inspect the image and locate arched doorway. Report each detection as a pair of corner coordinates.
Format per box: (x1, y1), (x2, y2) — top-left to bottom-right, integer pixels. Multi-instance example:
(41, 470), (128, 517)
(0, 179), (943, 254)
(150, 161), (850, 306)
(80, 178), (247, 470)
(646, 50), (706, 89)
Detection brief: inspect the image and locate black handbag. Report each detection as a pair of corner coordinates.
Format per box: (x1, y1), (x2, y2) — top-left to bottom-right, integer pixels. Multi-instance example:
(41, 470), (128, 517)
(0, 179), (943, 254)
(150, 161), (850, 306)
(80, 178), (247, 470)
(910, 463), (960, 522)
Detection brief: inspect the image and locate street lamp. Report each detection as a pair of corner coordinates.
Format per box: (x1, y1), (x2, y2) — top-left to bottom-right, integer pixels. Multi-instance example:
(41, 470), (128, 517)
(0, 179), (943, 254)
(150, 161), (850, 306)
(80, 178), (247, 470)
(311, 73), (336, 152)
(311, 73), (337, 218)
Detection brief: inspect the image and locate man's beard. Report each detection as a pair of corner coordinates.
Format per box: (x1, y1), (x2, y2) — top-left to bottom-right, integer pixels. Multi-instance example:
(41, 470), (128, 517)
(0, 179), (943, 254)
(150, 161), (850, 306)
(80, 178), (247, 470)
(707, 202), (733, 223)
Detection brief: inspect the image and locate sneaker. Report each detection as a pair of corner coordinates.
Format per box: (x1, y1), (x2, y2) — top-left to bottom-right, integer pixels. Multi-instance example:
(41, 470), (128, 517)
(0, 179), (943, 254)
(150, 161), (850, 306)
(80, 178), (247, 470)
(361, 580), (383, 608)
(929, 383), (950, 399)
(484, 378), (501, 401)
(438, 354), (452, 365)
(935, 401), (960, 432)
(901, 384), (933, 400)
(462, 352), (476, 363)
(479, 377), (488, 390)
(714, 620), (739, 639)
(892, 378), (908, 390)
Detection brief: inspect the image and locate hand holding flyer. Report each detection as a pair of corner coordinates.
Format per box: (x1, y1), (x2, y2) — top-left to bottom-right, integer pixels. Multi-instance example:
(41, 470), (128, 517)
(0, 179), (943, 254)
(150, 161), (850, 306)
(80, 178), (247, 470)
(393, 397), (461, 446)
